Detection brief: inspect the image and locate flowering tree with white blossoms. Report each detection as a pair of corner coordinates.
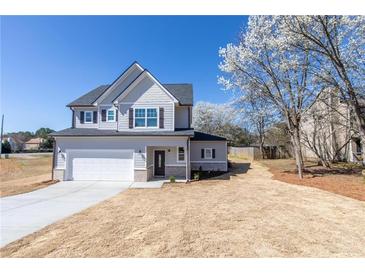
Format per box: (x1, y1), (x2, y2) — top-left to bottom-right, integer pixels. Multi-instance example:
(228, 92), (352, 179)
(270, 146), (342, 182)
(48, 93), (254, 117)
(219, 16), (318, 178)
(279, 16), (365, 164)
(192, 101), (253, 146)
(234, 94), (279, 156)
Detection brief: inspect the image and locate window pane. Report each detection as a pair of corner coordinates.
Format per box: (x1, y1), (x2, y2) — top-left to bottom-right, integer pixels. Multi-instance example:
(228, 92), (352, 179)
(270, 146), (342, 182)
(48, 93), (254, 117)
(135, 109), (145, 118)
(178, 147), (185, 161)
(85, 112), (92, 122)
(107, 110), (115, 121)
(147, 108), (157, 118)
(206, 149), (212, 158)
(135, 118), (145, 127)
(147, 118), (157, 127)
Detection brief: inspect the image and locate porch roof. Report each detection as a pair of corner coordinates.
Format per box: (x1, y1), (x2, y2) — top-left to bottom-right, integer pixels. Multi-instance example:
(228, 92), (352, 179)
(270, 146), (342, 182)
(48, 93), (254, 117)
(50, 128), (194, 137)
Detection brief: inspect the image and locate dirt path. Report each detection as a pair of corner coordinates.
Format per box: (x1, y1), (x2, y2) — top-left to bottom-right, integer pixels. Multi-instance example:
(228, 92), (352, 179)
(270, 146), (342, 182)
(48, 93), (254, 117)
(1, 160), (365, 257)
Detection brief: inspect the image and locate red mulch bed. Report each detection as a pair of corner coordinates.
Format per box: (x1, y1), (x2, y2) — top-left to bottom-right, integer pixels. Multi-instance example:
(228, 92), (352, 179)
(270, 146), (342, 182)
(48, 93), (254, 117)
(261, 160), (365, 201)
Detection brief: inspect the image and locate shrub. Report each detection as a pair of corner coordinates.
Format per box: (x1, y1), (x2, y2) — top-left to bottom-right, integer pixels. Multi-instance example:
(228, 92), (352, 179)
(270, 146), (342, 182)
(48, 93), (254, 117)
(1, 140), (11, 154)
(193, 172), (200, 180)
(169, 176), (176, 183)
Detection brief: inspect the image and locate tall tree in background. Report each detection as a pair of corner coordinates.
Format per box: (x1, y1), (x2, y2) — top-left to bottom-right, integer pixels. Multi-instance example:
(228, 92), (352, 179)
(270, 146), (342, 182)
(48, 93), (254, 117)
(219, 16), (318, 178)
(280, 16), (365, 165)
(234, 94), (278, 155)
(193, 101), (253, 146)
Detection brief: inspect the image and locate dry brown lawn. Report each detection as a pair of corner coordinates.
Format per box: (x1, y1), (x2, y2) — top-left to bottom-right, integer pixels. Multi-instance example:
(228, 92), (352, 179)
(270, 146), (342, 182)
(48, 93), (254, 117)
(260, 159), (365, 201)
(0, 154), (55, 197)
(1, 159), (365, 258)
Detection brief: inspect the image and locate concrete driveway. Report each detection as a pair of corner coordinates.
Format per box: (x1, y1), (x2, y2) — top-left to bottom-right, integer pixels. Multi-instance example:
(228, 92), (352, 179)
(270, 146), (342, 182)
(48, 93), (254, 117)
(0, 180), (130, 247)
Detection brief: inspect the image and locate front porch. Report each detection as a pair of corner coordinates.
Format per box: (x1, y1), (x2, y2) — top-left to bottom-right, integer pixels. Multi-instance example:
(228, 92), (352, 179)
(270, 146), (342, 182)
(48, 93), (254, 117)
(145, 145), (189, 182)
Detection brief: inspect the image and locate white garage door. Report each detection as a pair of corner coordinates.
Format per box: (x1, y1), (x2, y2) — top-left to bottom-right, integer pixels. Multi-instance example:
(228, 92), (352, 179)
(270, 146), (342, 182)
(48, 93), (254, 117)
(67, 150), (134, 181)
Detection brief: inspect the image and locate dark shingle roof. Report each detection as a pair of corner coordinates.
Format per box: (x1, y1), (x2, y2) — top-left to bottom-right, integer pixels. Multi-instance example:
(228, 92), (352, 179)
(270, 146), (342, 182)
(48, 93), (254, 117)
(51, 128), (194, 137)
(66, 83), (193, 107)
(163, 84), (193, 105)
(191, 131), (226, 141)
(67, 85), (110, 107)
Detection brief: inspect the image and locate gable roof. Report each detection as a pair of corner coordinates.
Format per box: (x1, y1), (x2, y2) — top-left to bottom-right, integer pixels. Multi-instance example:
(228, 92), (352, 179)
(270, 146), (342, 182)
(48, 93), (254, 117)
(163, 84), (193, 106)
(113, 70), (179, 104)
(67, 85), (110, 107)
(66, 62), (193, 107)
(25, 137), (44, 144)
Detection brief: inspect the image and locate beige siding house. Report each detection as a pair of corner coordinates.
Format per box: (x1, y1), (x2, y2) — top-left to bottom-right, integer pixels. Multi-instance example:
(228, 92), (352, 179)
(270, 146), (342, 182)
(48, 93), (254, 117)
(51, 62), (228, 182)
(24, 138), (44, 151)
(301, 89), (364, 164)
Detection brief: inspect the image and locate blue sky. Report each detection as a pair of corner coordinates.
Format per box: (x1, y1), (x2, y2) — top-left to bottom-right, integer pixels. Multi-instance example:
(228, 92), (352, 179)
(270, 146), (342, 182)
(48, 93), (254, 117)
(1, 16), (247, 132)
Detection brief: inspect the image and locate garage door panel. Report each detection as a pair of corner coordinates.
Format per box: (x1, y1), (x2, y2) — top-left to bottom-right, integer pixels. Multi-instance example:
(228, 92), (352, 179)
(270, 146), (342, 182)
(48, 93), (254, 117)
(67, 150), (134, 181)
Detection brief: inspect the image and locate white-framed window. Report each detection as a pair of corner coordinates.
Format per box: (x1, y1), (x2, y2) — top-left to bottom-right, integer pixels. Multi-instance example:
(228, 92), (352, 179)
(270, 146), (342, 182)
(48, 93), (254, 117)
(204, 148), (213, 159)
(84, 111), (93, 123)
(134, 108), (158, 128)
(107, 109), (116, 122)
(177, 146), (185, 162)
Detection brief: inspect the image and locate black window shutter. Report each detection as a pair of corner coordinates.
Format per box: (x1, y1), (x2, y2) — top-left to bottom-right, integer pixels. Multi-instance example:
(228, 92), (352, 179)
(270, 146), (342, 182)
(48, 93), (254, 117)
(80, 111), (84, 124)
(115, 109), (118, 121)
(129, 108), (134, 128)
(212, 149), (216, 159)
(159, 107), (164, 128)
(101, 109), (106, 122)
(201, 149), (205, 159)
(93, 111), (97, 123)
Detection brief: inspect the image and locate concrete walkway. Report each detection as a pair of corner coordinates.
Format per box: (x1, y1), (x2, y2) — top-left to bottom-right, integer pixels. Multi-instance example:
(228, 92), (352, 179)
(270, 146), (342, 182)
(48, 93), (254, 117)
(0, 180), (130, 247)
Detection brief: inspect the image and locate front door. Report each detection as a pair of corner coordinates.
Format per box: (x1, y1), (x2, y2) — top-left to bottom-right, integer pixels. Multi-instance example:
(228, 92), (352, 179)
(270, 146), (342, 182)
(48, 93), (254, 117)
(154, 150), (165, 177)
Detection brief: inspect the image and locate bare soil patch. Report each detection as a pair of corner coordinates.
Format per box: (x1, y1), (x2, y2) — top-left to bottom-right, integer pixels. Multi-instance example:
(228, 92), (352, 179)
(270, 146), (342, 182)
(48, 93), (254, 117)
(260, 159), (365, 201)
(0, 155), (54, 197)
(1, 160), (364, 258)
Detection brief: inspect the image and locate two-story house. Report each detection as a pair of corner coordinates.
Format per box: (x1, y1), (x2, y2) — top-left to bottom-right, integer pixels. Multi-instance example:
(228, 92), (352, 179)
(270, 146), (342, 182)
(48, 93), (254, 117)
(51, 62), (228, 182)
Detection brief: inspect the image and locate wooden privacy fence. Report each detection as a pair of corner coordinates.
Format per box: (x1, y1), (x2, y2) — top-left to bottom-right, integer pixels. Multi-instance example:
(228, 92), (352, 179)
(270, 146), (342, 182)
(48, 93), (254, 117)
(228, 146), (262, 161)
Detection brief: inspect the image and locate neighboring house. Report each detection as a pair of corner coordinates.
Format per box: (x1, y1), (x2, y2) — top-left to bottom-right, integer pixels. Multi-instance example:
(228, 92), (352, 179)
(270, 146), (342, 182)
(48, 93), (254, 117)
(51, 62), (227, 182)
(24, 137), (44, 151)
(301, 88), (364, 164)
(2, 135), (24, 152)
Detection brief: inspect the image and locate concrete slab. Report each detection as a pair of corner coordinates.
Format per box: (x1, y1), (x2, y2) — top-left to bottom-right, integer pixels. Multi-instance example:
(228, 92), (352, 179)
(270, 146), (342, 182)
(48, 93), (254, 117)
(130, 181), (165, 189)
(0, 180), (128, 247)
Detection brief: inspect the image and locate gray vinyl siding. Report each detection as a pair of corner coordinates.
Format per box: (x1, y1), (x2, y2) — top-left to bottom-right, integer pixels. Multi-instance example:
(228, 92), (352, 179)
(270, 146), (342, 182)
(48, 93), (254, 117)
(175, 106), (190, 128)
(100, 67), (143, 104)
(117, 77), (175, 131)
(98, 105), (118, 130)
(54, 136), (188, 170)
(74, 107), (98, 128)
(190, 141), (227, 171)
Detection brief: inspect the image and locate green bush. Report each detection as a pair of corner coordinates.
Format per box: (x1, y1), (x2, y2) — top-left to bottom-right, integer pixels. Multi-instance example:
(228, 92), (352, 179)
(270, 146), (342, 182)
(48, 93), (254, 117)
(193, 172), (200, 180)
(1, 140), (11, 154)
(169, 176), (176, 183)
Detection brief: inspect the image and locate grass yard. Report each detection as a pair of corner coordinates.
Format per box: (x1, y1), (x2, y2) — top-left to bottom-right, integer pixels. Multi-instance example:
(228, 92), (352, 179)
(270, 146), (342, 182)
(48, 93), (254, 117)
(1, 159), (364, 257)
(0, 154), (55, 197)
(260, 159), (365, 201)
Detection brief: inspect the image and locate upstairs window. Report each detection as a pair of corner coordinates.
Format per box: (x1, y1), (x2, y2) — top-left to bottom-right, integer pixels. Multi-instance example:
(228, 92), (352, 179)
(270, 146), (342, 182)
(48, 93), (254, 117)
(134, 108), (158, 128)
(107, 109), (116, 122)
(84, 111), (93, 123)
(135, 108), (146, 127)
(147, 108), (157, 127)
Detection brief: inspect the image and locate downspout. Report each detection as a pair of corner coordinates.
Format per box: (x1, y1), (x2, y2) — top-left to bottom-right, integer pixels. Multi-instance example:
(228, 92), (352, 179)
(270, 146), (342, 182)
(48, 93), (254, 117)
(51, 138), (56, 181)
(186, 137), (191, 181)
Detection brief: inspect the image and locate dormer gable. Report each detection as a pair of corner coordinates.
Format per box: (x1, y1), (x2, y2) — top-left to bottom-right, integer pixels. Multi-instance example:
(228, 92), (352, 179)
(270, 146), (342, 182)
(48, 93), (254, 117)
(94, 62), (144, 105)
(113, 70), (179, 104)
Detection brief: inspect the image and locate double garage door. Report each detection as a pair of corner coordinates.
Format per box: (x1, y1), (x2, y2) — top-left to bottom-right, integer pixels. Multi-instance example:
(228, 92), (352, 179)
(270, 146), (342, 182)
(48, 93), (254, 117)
(67, 149), (134, 181)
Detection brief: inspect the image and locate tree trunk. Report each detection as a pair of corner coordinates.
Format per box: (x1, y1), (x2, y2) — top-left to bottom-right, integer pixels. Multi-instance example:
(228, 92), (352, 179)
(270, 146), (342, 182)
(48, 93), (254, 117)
(288, 124), (304, 179)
